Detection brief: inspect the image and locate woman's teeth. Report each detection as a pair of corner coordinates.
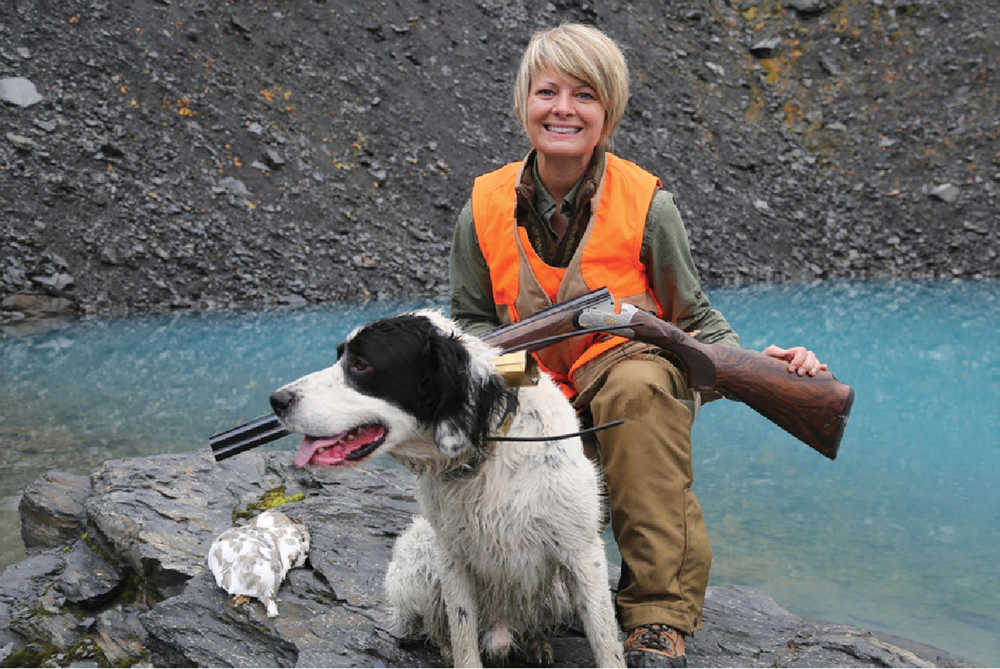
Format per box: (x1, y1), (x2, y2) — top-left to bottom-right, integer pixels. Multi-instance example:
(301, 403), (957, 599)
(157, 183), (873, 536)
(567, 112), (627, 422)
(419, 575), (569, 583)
(546, 125), (580, 134)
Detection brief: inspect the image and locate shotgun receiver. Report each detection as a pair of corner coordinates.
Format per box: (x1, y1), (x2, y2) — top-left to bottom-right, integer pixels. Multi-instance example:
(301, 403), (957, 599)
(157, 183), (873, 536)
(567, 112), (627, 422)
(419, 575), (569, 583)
(211, 287), (852, 460)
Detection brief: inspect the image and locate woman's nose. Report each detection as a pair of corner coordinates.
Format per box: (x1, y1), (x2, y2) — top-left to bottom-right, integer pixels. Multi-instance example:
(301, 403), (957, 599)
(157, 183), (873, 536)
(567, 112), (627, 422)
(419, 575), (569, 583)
(552, 91), (574, 115)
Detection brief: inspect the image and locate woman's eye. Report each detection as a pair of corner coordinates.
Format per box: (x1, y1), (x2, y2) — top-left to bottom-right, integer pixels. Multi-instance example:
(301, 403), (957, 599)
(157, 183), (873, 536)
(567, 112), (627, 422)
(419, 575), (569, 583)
(577, 91), (596, 101)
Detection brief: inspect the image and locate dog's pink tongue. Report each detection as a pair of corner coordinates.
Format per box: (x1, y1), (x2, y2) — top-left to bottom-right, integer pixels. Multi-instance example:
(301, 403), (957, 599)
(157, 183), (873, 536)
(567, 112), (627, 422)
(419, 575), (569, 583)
(295, 435), (348, 467)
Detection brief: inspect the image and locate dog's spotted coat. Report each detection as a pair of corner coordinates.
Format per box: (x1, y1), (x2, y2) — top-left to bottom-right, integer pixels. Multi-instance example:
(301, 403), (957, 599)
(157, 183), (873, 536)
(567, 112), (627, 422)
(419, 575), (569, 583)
(270, 310), (625, 667)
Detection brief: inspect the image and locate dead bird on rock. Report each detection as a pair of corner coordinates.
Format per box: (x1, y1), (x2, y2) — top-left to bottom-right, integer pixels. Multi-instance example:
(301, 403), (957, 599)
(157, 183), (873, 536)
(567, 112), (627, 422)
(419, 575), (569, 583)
(207, 509), (310, 617)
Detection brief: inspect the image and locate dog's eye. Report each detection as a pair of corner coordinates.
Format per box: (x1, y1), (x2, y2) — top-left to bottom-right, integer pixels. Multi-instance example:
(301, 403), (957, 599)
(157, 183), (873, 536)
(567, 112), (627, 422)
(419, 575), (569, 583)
(349, 357), (372, 374)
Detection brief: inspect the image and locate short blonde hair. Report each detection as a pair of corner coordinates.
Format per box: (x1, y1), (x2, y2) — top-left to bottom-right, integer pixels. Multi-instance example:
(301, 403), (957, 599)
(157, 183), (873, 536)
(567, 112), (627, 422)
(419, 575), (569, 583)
(513, 24), (629, 147)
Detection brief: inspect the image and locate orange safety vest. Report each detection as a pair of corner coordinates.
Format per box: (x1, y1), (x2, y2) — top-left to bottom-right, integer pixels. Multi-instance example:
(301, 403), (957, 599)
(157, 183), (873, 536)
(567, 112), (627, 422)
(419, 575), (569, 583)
(471, 152), (664, 398)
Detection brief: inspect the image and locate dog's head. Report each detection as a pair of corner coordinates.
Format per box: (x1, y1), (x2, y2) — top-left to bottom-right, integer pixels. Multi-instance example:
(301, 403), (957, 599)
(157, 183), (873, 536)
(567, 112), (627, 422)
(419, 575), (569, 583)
(270, 310), (515, 468)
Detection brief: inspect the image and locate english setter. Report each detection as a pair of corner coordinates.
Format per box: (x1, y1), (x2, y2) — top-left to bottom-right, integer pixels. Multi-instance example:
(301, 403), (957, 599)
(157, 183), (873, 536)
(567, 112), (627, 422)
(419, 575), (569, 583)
(270, 310), (624, 667)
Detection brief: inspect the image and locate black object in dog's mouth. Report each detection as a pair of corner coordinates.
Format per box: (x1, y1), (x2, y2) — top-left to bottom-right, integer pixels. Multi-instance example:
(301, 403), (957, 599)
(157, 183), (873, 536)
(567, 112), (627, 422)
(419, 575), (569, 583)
(295, 424), (387, 467)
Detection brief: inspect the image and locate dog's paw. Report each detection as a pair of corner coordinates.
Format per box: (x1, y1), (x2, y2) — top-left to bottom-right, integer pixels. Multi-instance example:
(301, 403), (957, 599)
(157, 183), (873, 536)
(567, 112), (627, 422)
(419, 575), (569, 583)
(524, 637), (555, 666)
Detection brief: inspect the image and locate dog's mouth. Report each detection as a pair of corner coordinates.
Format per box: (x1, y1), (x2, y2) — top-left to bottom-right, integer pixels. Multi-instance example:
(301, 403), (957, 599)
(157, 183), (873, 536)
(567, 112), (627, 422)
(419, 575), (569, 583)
(295, 424), (387, 467)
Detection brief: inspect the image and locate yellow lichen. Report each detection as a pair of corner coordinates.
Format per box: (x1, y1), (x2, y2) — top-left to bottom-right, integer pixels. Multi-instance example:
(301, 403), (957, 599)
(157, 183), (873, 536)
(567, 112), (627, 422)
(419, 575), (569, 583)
(232, 485), (305, 524)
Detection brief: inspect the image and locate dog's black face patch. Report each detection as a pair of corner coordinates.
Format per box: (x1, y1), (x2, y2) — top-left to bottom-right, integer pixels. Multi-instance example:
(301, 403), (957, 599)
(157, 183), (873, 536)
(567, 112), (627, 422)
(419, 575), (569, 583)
(342, 314), (469, 424)
(341, 313), (517, 455)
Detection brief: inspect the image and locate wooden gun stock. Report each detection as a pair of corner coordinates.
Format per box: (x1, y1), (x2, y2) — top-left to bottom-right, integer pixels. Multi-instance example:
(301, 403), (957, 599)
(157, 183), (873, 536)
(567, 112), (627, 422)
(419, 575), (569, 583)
(576, 301), (853, 459)
(211, 287), (853, 461)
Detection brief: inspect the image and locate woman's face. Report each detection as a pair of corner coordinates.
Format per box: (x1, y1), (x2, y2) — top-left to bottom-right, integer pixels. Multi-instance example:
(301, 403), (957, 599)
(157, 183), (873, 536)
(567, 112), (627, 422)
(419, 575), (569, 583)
(524, 67), (605, 162)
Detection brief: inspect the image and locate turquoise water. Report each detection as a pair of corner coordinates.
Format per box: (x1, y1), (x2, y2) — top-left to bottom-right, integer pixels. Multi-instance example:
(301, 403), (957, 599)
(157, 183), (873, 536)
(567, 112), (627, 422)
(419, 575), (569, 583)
(1, 280), (997, 664)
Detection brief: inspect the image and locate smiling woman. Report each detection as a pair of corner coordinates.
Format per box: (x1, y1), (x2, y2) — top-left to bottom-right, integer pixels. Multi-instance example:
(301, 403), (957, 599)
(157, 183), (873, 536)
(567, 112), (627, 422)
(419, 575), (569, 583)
(447, 23), (828, 667)
(511, 23), (629, 205)
(523, 68), (607, 210)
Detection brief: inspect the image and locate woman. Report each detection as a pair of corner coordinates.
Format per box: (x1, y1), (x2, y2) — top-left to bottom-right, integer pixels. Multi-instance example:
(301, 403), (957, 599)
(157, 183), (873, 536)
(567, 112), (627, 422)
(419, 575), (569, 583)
(448, 24), (825, 668)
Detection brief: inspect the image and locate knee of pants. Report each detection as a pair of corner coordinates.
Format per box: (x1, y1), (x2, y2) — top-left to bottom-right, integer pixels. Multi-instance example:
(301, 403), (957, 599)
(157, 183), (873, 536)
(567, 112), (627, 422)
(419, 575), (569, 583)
(588, 357), (697, 484)
(590, 356), (693, 425)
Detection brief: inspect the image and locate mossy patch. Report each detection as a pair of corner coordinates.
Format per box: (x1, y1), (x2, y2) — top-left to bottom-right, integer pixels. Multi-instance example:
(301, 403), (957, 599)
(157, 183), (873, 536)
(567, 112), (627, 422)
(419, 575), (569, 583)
(232, 485), (305, 524)
(3, 636), (109, 668)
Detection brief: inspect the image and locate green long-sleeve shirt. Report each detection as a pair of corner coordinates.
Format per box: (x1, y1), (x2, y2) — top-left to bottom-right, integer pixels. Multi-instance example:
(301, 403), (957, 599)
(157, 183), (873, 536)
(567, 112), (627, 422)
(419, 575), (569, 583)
(448, 153), (739, 348)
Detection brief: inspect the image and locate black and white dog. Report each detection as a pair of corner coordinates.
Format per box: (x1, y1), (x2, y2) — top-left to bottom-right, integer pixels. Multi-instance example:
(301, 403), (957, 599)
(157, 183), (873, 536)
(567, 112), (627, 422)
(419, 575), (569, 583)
(270, 310), (624, 667)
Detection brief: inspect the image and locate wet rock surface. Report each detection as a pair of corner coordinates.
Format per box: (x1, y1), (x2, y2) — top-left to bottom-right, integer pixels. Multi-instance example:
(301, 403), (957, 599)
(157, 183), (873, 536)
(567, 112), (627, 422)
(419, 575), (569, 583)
(0, 450), (976, 667)
(18, 470), (91, 552)
(1, 0), (997, 325)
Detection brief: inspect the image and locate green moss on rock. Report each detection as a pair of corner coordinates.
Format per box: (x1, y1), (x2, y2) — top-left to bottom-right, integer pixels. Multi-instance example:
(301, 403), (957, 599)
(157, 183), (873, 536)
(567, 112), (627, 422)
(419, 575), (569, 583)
(232, 485), (304, 524)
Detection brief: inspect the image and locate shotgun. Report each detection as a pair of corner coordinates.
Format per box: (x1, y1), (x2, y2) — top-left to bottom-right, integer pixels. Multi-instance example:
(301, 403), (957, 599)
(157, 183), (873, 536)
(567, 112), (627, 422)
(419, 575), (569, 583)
(211, 287), (852, 460)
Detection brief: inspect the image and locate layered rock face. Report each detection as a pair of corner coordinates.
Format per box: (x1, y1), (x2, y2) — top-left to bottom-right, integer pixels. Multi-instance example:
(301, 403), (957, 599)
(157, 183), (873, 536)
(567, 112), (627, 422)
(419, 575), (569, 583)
(1, 450), (973, 667)
(2, 0), (998, 326)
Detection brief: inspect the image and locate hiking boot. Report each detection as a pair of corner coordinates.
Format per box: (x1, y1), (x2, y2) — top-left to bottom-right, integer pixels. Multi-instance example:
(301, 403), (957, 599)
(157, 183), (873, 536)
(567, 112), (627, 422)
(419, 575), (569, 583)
(624, 623), (687, 667)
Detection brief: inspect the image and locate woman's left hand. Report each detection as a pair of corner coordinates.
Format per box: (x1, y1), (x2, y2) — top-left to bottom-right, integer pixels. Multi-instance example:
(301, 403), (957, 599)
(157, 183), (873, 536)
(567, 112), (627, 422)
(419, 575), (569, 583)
(762, 345), (829, 376)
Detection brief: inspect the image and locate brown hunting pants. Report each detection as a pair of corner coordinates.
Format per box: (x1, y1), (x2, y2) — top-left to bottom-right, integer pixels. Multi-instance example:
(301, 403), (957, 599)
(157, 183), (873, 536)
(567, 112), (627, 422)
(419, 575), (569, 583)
(581, 353), (712, 634)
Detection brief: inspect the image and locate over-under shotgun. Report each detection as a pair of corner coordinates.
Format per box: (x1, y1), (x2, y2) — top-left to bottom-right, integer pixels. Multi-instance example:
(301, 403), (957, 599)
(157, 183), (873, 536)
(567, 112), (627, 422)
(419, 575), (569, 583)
(211, 287), (852, 461)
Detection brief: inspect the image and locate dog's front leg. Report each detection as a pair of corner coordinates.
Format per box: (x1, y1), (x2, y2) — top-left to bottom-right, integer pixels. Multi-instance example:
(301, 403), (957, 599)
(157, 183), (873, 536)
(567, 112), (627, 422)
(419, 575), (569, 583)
(566, 541), (626, 668)
(440, 564), (482, 667)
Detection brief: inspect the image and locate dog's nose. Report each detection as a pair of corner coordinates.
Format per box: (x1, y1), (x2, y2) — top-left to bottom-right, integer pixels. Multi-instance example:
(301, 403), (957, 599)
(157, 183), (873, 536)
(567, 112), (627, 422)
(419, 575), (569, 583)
(269, 388), (297, 417)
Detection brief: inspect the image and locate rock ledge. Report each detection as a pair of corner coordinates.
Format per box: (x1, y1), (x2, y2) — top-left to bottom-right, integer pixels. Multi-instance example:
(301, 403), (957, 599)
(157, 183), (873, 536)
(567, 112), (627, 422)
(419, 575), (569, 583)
(1, 451), (975, 667)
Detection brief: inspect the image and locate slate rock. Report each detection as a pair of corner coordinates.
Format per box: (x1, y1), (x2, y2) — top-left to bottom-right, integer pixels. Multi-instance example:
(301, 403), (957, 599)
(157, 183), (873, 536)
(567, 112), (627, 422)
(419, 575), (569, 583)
(785, 0), (828, 15)
(264, 148), (286, 168)
(217, 176), (251, 198)
(2, 293), (76, 318)
(930, 183), (960, 203)
(31, 272), (75, 292)
(0, 549), (86, 650)
(0, 77), (43, 107)
(6, 132), (38, 151)
(54, 540), (124, 608)
(19, 470), (92, 552)
(1, 451), (979, 667)
(750, 36), (782, 57)
(93, 605), (149, 667)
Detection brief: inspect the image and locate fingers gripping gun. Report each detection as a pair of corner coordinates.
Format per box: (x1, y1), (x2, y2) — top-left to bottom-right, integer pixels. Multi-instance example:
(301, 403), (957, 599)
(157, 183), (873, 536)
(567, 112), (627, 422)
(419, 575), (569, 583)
(211, 287), (853, 461)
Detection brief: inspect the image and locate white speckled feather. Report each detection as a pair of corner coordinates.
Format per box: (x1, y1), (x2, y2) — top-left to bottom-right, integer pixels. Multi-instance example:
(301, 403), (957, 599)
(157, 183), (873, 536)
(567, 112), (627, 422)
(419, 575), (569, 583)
(207, 509), (311, 617)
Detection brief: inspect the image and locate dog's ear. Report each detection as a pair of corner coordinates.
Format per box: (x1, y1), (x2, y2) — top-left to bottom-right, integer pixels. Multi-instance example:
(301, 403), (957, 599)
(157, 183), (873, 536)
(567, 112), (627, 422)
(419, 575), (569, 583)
(422, 331), (476, 456)
(423, 330), (516, 457)
(433, 418), (472, 457)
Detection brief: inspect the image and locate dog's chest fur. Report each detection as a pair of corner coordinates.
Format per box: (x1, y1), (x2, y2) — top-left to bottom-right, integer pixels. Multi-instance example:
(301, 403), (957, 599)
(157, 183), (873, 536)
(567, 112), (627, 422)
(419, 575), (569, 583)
(414, 422), (604, 624)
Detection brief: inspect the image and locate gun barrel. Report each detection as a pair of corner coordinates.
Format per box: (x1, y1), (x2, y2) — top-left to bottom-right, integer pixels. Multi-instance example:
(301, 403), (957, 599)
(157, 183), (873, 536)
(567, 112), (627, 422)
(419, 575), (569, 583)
(210, 414), (289, 461)
(482, 287), (613, 350)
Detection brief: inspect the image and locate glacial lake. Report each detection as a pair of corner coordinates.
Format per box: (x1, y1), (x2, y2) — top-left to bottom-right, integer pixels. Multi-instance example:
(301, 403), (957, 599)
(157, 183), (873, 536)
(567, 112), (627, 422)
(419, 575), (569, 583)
(1, 280), (997, 665)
